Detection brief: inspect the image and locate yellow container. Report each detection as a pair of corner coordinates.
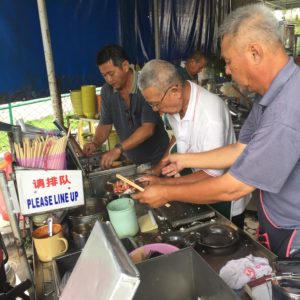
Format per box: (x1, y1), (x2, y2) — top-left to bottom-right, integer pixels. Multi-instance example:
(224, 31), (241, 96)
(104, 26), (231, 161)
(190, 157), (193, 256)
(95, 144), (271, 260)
(70, 90), (84, 116)
(81, 85), (96, 119)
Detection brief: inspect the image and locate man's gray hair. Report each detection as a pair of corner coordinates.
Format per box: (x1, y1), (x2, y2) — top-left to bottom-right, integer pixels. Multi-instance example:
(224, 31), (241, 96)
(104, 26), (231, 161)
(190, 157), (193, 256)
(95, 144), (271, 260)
(138, 59), (183, 91)
(219, 4), (282, 47)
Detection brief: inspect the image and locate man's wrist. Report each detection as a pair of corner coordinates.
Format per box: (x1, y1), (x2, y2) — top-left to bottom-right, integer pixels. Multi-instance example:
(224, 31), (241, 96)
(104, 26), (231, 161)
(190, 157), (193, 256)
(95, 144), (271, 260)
(114, 143), (124, 154)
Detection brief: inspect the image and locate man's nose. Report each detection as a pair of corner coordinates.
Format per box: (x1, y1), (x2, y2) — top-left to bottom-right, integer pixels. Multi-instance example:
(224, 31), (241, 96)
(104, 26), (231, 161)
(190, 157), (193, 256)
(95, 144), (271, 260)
(105, 74), (113, 83)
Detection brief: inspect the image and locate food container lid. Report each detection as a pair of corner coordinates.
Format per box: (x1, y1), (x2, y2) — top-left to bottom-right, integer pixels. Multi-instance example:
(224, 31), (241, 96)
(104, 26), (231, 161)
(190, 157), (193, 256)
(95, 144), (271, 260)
(60, 221), (140, 300)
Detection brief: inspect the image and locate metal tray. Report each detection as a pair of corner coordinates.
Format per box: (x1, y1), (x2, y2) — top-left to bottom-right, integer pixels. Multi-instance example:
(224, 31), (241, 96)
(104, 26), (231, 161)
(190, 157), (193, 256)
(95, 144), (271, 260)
(88, 164), (137, 196)
(134, 247), (240, 300)
(157, 202), (215, 228)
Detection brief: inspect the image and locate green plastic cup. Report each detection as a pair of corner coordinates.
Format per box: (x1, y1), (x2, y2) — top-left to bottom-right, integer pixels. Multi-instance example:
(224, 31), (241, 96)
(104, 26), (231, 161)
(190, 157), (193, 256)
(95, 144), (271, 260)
(107, 198), (139, 238)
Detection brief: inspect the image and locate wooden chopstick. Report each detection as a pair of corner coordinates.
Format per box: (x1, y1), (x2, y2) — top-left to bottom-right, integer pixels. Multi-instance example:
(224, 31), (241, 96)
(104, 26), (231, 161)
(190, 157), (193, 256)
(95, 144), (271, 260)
(116, 174), (144, 192)
(116, 173), (172, 208)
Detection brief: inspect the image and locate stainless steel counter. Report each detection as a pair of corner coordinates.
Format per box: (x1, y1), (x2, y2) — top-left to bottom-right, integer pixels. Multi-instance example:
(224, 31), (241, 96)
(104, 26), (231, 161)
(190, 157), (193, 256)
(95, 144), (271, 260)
(33, 202), (276, 300)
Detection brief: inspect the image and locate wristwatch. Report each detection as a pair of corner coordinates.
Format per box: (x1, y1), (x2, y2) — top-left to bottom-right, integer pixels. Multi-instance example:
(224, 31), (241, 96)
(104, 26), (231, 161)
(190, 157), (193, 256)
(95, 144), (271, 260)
(114, 143), (124, 154)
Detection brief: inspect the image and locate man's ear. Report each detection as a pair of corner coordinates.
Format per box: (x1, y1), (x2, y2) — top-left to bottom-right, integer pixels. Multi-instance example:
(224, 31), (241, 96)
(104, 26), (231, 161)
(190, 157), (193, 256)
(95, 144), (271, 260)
(248, 43), (263, 64)
(122, 60), (130, 72)
(171, 84), (181, 99)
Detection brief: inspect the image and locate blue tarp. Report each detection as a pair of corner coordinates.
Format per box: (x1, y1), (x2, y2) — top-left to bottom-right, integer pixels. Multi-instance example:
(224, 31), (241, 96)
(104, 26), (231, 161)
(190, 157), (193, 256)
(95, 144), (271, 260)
(119, 0), (230, 64)
(0, 0), (230, 104)
(0, 0), (119, 103)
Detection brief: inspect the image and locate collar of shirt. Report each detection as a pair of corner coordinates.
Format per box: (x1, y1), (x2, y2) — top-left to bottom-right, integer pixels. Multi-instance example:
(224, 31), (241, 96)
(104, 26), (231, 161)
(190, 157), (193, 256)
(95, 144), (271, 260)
(172, 81), (198, 122)
(259, 58), (298, 108)
(113, 65), (138, 94)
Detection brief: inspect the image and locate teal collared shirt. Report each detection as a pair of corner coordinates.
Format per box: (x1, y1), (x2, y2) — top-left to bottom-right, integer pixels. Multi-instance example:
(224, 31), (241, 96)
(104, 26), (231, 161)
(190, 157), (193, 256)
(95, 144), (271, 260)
(100, 67), (169, 165)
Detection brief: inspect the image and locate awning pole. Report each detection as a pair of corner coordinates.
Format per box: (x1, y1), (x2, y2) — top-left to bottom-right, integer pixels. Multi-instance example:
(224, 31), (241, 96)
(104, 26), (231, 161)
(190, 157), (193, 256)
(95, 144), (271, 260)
(36, 0), (63, 124)
(153, 0), (160, 59)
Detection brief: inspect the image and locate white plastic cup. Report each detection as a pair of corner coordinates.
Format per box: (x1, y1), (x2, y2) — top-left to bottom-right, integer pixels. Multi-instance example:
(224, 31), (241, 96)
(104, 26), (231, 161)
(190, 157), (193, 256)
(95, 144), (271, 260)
(107, 198), (139, 238)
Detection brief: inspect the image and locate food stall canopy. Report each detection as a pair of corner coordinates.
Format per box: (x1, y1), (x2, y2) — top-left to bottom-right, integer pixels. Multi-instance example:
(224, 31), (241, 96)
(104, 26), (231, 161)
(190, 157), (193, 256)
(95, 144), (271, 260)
(1, 0), (235, 104)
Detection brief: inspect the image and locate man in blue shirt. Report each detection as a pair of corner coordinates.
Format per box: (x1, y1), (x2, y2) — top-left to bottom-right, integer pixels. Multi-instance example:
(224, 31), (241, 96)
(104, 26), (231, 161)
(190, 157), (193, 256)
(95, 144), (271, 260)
(133, 4), (300, 257)
(83, 45), (169, 168)
(176, 50), (207, 84)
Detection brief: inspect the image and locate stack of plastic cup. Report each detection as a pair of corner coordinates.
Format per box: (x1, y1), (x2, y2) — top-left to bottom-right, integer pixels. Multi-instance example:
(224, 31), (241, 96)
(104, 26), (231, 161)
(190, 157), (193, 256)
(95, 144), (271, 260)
(81, 85), (96, 119)
(70, 90), (84, 117)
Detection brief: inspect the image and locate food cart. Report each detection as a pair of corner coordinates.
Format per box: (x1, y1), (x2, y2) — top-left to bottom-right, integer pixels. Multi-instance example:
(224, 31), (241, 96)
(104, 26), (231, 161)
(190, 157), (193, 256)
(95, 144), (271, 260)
(0, 121), (292, 300)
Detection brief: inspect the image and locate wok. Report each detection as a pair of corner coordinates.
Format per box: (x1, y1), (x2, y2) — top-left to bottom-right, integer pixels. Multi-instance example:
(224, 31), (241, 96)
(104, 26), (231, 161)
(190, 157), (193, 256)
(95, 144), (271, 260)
(161, 231), (196, 248)
(195, 223), (240, 255)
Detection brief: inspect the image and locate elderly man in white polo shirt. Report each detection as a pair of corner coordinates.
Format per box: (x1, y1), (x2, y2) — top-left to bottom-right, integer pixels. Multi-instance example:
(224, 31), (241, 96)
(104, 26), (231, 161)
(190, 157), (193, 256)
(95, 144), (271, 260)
(137, 59), (250, 228)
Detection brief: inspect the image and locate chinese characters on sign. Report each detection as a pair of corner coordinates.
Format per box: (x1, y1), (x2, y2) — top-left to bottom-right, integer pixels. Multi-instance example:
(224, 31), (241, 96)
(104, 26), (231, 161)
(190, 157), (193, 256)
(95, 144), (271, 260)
(32, 175), (72, 189)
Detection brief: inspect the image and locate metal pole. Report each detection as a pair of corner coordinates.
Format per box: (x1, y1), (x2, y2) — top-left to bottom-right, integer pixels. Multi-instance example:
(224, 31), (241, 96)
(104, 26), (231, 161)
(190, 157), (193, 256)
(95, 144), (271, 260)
(36, 0), (64, 125)
(8, 103), (13, 125)
(0, 171), (33, 284)
(153, 0), (160, 59)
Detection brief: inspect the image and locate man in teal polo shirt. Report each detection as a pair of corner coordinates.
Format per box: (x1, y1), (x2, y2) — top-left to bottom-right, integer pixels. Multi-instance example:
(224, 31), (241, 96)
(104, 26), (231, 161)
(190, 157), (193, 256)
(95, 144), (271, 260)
(83, 44), (169, 169)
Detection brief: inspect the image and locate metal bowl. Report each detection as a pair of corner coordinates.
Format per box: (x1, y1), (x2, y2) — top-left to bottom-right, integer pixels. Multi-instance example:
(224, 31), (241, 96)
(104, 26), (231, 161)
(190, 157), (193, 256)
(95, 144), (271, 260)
(68, 197), (108, 233)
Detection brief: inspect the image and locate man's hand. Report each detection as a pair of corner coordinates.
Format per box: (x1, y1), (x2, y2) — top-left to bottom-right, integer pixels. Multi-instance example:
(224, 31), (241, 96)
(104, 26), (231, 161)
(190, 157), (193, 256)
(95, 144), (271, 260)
(100, 148), (121, 169)
(132, 185), (169, 208)
(161, 153), (186, 176)
(83, 142), (97, 156)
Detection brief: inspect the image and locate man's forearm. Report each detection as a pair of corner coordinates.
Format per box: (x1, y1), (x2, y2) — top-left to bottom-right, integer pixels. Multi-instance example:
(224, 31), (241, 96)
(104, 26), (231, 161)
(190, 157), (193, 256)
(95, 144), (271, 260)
(93, 124), (112, 146)
(121, 122), (155, 151)
(161, 170), (211, 185)
(180, 143), (246, 170)
(164, 172), (254, 204)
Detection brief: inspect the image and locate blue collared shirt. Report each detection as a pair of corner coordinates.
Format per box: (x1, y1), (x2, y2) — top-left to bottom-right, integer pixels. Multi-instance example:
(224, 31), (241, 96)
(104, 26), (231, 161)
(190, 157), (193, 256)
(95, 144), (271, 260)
(230, 59), (300, 229)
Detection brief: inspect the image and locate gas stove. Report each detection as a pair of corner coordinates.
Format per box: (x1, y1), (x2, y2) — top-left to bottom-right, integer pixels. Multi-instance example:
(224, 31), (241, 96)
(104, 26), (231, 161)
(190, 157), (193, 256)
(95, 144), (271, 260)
(156, 202), (216, 229)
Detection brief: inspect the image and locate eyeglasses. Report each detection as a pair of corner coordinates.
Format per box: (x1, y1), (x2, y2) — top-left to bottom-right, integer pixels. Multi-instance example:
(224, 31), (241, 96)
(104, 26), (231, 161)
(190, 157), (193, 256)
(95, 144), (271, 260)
(148, 85), (177, 110)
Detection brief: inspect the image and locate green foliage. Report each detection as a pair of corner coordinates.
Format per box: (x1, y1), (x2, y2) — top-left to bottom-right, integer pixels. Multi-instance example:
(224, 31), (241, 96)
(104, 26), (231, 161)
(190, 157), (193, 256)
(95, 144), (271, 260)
(0, 131), (9, 153)
(284, 15), (300, 34)
(26, 115), (57, 129)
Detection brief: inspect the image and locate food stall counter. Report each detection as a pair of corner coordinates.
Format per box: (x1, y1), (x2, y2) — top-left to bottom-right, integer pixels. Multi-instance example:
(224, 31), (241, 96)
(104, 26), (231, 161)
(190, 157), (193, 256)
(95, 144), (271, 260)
(33, 201), (276, 299)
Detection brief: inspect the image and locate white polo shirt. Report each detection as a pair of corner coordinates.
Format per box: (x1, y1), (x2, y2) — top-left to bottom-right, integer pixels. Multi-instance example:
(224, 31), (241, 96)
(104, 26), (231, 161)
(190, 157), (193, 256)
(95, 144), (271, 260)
(167, 81), (250, 216)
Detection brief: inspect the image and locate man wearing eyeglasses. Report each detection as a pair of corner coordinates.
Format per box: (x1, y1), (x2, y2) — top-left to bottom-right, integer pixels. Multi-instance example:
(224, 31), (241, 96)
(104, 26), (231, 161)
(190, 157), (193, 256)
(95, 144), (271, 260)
(83, 45), (169, 169)
(136, 59), (250, 229)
